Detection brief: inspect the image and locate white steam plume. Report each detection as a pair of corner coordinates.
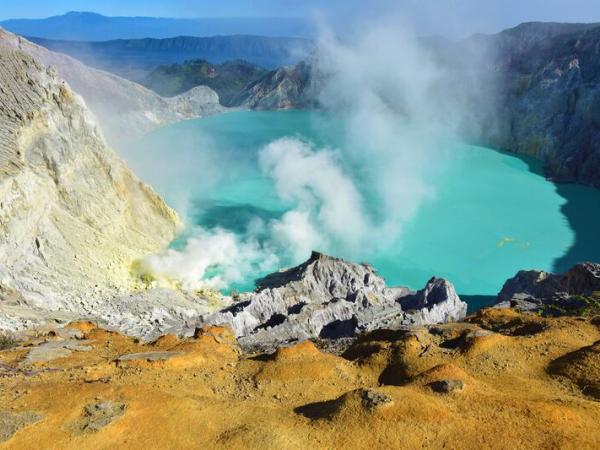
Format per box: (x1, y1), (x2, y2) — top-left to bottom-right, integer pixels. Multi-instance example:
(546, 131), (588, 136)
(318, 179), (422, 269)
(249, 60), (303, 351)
(136, 15), (482, 292)
(313, 22), (458, 243)
(137, 226), (279, 290)
(260, 137), (371, 258)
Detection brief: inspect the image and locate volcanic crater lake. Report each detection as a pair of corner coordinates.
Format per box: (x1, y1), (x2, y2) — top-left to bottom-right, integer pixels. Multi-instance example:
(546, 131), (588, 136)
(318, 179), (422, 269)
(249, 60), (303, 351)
(127, 110), (600, 307)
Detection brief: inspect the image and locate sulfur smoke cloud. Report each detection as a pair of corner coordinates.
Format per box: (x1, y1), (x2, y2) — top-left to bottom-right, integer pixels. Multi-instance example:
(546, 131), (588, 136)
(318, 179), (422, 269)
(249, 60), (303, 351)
(260, 137), (371, 260)
(136, 14), (484, 292)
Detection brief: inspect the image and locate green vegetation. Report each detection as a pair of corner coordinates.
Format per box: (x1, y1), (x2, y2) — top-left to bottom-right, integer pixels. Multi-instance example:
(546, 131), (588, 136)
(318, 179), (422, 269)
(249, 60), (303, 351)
(573, 292), (600, 316)
(142, 59), (268, 106)
(541, 291), (600, 317)
(0, 332), (20, 350)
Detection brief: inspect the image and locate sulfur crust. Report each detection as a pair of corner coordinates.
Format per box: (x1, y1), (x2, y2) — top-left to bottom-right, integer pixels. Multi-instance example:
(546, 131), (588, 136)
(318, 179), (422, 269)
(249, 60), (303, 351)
(0, 309), (598, 449)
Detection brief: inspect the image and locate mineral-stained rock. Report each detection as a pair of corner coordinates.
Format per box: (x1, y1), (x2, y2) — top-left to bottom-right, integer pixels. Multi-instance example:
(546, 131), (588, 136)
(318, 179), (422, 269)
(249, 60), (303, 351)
(0, 411), (42, 442)
(0, 36), (233, 340)
(75, 401), (126, 433)
(429, 379), (465, 394)
(496, 263), (600, 314)
(360, 389), (394, 410)
(1, 308), (600, 448)
(548, 341), (600, 399)
(201, 251), (467, 350)
(0, 46), (224, 337)
(0, 46), (179, 303)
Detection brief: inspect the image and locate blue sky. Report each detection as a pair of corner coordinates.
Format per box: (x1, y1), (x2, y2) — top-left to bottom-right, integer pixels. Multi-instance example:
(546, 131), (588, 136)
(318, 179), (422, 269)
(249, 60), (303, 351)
(3, 0), (600, 36)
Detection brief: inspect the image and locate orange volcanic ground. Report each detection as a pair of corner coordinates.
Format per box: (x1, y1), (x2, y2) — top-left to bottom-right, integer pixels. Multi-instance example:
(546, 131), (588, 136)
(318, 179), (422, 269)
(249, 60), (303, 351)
(1, 308), (599, 449)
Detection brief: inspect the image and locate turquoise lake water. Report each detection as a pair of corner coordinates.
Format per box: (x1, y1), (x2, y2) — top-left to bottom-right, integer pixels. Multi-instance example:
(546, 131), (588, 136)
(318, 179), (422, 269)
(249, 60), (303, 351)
(127, 110), (600, 305)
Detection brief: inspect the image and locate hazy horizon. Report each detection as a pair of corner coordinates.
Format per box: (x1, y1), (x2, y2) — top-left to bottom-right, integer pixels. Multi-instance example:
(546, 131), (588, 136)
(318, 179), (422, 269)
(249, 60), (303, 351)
(2, 1), (600, 38)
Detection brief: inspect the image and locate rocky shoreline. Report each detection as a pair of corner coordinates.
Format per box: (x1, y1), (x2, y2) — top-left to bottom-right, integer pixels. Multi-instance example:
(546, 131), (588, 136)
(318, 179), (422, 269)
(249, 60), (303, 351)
(3, 241), (599, 352)
(497, 262), (600, 315)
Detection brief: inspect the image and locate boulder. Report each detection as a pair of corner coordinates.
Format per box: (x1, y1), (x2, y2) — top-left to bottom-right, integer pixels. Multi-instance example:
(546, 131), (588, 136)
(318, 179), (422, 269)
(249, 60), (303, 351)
(429, 379), (465, 394)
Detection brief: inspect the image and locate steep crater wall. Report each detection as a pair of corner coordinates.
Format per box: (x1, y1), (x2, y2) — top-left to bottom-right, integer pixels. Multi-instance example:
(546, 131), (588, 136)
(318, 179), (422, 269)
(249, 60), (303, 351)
(0, 47), (180, 315)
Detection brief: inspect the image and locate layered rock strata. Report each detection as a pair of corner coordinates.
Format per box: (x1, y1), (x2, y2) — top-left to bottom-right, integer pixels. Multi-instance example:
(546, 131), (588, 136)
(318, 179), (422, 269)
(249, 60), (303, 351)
(201, 252), (467, 350)
(0, 47), (194, 330)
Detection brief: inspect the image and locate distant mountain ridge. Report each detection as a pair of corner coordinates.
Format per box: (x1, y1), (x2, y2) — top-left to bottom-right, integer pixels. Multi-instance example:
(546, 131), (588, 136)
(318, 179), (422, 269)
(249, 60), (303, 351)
(0, 11), (315, 40)
(27, 34), (313, 78)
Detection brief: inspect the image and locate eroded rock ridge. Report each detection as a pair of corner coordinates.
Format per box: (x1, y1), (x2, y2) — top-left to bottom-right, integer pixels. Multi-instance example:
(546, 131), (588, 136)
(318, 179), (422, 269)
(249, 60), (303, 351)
(201, 251), (467, 350)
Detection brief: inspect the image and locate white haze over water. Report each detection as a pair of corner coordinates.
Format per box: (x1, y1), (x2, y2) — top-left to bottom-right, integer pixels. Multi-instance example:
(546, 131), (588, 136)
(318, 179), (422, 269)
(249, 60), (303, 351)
(136, 19), (480, 291)
(260, 138), (370, 260)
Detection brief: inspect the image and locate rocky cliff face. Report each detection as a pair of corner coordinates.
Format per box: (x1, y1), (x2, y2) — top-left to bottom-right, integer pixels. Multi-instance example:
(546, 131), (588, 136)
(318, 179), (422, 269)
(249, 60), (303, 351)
(0, 28), (225, 144)
(0, 47), (180, 321)
(476, 23), (600, 187)
(201, 252), (467, 350)
(238, 61), (315, 110)
(496, 262), (600, 315)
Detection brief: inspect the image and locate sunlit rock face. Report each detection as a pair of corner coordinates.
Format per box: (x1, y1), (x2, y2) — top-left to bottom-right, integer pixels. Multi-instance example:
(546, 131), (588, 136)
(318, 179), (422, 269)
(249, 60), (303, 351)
(496, 262), (600, 314)
(0, 47), (180, 317)
(0, 28), (225, 144)
(201, 251), (467, 351)
(239, 61), (315, 110)
(475, 23), (600, 188)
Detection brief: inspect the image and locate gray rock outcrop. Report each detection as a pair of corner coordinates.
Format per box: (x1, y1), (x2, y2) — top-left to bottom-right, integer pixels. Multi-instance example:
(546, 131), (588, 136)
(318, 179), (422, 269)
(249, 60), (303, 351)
(201, 251), (467, 350)
(238, 61), (315, 110)
(0, 411), (42, 443)
(74, 401), (126, 434)
(496, 262), (600, 313)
